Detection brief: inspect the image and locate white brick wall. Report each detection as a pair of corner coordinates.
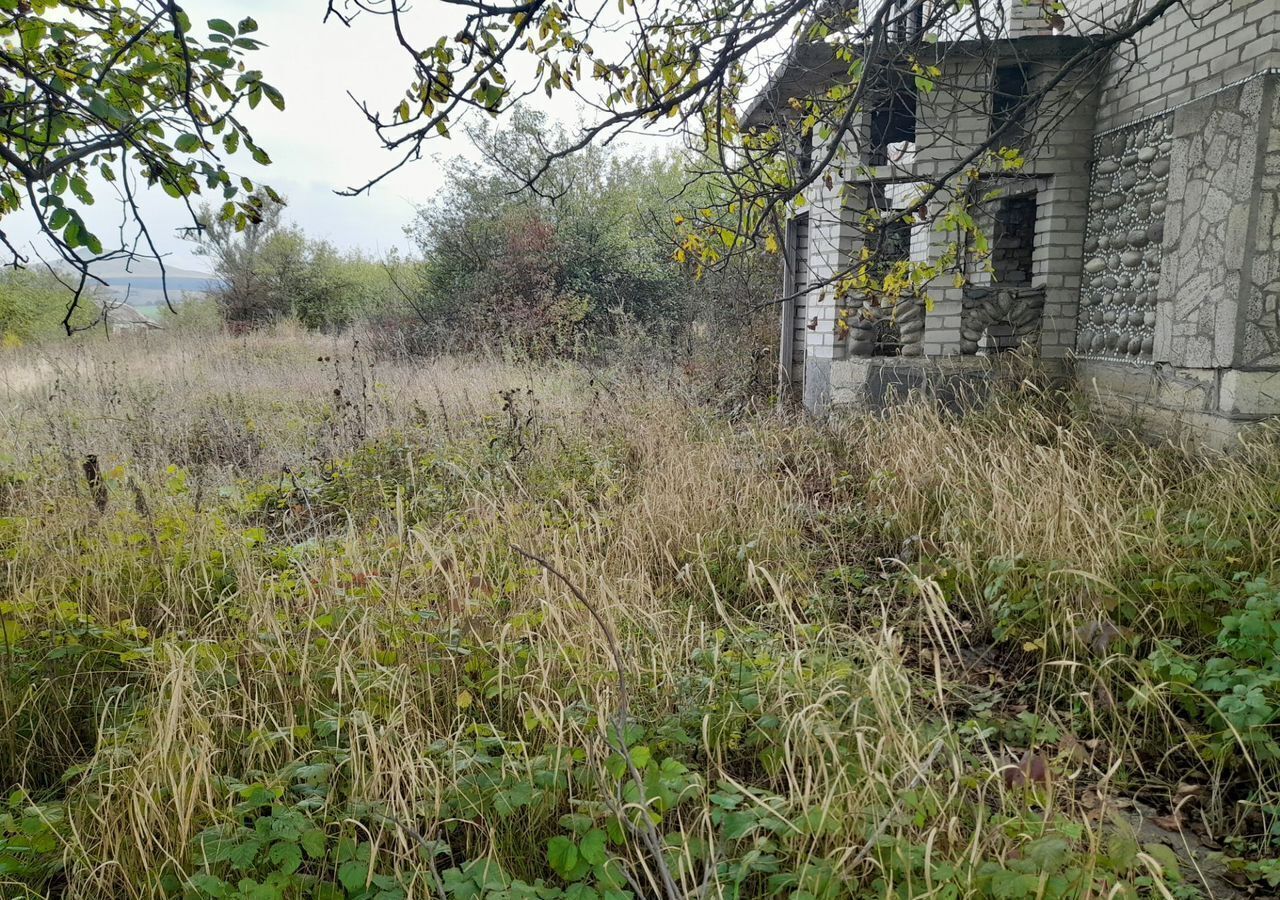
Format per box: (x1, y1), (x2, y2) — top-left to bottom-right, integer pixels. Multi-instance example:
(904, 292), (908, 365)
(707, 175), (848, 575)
(1071, 0), (1280, 130)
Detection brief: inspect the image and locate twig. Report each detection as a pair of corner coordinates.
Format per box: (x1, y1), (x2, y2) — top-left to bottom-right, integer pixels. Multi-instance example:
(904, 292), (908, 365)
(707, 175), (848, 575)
(82, 453), (108, 513)
(368, 811), (449, 900)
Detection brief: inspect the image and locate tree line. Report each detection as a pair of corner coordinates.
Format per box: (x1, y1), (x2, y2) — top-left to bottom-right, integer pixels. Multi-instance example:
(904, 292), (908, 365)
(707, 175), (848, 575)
(190, 110), (775, 378)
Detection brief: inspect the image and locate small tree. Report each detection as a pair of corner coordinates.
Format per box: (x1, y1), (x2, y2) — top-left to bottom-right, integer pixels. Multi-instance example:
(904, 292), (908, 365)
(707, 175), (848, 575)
(194, 196), (291, 327)
(404, 110), (691, 351)
(194, 198), (392, 332)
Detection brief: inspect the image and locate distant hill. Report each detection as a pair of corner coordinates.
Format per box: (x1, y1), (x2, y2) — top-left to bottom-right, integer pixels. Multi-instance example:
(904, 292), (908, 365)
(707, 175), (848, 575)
(95, 260), (216, 314)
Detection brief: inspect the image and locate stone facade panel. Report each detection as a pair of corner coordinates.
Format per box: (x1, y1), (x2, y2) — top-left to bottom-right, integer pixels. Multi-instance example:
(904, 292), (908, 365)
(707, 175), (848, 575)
(1241, 79), (1280, 367)
(1160, 79), (1268, 369)
(1076, 115), (1171, 361)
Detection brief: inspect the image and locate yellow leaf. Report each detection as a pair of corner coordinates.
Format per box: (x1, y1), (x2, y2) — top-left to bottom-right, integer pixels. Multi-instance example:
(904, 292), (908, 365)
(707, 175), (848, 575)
(457, 690), (473, 710)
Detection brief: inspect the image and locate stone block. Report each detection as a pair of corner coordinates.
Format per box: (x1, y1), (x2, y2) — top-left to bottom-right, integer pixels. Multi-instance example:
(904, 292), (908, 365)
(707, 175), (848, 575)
(1173, 91), (1219, 138)
(1153, 365), (1217, 412)
(1219, 370), (1280, 417)
(828, 358), (871, 409)
(803, 357), (832, 413)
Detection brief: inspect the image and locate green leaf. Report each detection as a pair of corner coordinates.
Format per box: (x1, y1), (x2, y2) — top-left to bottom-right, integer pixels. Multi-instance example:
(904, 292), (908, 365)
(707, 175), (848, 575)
(579, 829), (607, 866)
(547, 836), (578, 878)
(69, 176), (93, 205)
(1024, 836), (1070, 869)
(238, 17), (260, 34)
(721, 810), (759, 840)
(1142, 842), (1183, 882)
(228, 838), (264, 870)
(189, 873), (229, 897)
(294, 763), (334, 781)
(176, 134), (201, 153)
(558, 814), (594, 835)
(209, 19), (236, 37)
(300, 827), (326, 859)
(268, 841), (302, 874)
(262, 85), (285, 111)
(88, 96), (126, 124)
(20, 19), (47, 51)
(338, 859), (368, 891)
(604, 754), (626, 780)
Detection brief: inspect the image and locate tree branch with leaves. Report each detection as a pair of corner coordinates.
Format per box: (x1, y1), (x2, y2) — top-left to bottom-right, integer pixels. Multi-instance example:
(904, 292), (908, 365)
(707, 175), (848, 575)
(0, 0), (284, 331)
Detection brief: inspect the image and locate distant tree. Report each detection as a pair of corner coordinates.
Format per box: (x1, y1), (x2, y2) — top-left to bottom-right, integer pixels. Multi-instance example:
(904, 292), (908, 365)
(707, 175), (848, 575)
(270, 234), (367, 333)
(0, 2), (284, 330)
(405, 109), (690, 350)
(194, 195), (291, 327)
(0, 268), (103, 343)
(395, 107), (778, 381)
(194, 197), (393, 332)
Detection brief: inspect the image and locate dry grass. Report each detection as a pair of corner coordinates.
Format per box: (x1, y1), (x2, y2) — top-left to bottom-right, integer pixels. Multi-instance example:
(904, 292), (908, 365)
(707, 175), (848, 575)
(2, 327), (1280, 898)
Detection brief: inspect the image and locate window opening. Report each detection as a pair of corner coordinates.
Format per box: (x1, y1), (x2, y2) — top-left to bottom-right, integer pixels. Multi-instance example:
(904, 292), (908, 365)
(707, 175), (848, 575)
(991, 64), (1033, 148)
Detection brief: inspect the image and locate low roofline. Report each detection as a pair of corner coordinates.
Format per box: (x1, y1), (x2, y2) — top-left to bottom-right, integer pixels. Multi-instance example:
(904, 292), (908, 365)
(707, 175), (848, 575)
(104, 302), (164, 329)
(742, 33), (1098, 131)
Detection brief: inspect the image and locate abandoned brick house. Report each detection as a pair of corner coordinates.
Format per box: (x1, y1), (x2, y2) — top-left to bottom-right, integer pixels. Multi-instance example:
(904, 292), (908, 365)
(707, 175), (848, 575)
(748, 0), (1280, 443)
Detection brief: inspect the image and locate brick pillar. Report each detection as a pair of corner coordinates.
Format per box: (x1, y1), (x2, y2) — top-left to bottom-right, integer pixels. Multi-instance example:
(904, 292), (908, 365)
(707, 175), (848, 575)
(800, 166), (860, 411)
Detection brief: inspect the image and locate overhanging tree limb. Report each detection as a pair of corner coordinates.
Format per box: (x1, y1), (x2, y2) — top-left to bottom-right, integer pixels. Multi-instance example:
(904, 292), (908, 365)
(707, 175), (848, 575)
(0, 1), (285, 332)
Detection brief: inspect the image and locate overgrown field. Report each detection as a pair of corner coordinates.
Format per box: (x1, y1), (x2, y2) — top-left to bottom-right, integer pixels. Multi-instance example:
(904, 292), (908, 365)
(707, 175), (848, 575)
(4, 329), (1280, 899)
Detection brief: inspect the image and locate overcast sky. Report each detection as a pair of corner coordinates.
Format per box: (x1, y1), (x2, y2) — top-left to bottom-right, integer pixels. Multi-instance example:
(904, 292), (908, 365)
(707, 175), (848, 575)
(7, 1), (783, 276)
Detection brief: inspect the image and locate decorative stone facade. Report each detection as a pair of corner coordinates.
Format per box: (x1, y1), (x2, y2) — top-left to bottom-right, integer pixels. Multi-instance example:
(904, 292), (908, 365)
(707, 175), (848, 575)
(1242, 81), (1280, 369)
(961, 286), (1047, 355)
(1078, 71), (1280, 443)
(847, 297), (926, 357)
(1160, 77), (1268, 370)
(1075, 115), (1171, 362)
